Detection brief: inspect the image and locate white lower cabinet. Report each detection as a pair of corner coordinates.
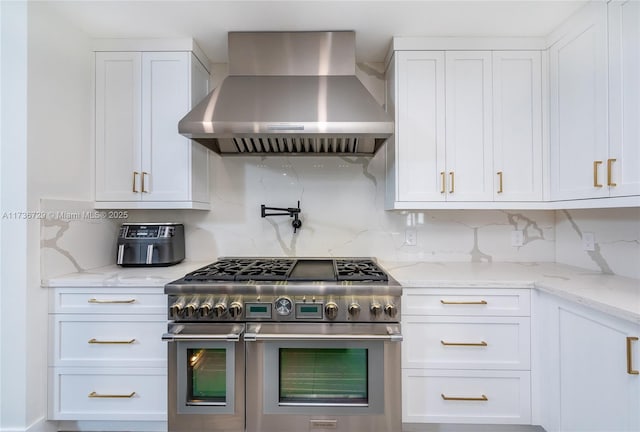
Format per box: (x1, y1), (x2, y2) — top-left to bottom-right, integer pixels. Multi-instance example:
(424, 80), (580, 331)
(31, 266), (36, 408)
(48, 287), (167, 424)
(402, 288), (532, 425)
(403, 369), (531, 424)
(536, 291), (640, 432)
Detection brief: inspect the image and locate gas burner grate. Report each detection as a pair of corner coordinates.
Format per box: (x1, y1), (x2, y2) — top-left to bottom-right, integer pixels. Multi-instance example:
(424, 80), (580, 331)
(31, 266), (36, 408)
(183, 259), (257, 281)
(335, 259), (388, 282)
(235, 259), (296, 281)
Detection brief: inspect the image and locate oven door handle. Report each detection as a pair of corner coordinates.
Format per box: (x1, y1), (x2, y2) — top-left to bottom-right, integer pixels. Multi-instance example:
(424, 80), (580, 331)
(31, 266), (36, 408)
(162, 327), (244, 342)
(244, 329), (403, 343)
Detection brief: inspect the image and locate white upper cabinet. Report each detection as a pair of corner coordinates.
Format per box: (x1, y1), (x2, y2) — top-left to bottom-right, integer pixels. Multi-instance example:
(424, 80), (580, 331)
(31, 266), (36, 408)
(391, 51), (446, 203)
(95, 47), (211, 209)
(386, 47), (543, 209)
(445, 51), (493, 202)
(549, 2), (609, 201)
(608, 0), (640, 198)
(492, 51), (543, 201)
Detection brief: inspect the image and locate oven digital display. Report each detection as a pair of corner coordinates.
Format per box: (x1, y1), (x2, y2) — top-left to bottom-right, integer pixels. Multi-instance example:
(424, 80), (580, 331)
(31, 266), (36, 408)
(295, 303), (323, 319)
(246, 303), (272, 319)
(279, 348), (368, 404)
(125, 226), (160, 238)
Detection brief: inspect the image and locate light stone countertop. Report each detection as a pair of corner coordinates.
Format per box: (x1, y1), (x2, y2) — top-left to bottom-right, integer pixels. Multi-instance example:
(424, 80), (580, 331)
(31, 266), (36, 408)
(380, 261), (640, 324)
(43, 260), (640, 324)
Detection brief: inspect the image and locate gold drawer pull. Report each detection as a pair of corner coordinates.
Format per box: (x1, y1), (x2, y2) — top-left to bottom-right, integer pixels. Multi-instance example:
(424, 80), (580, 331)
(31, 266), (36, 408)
(449, 171), (455, 193)
(627, 336), (639, 375)
(440, 171), (446, 194)
(88, 298), (136, 304)
(440, 300), (487, 305)
(497, 171), (503, 194)
(607, 158), (617, 187)
(441, 393), (488, 402)
(593, 161), (603, 187)
(89, 391), (136, 399)
(88, 338), (136, 345)
(132, 171), (139, 193)
(441, 340), (488, 347)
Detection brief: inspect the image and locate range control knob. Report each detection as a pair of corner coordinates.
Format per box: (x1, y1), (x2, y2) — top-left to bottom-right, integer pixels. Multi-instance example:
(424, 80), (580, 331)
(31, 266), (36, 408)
(199, 297), (214, 318)
(370, 302), (382, 318)
(229, 302), (243, 318)
(348, 303), (361, 318)
(184, 299), (200, 318)
(384, 303), (398, 319)
(169, 297), (186, 319)
(213, 301), (227, 318)
(325, 302), (339, 320)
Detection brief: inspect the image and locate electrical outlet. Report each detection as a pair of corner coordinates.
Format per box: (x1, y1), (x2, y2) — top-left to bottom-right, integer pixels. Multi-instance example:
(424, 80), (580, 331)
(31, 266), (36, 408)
(405, 229), (417, 246)
(582, 232), (595, 251)
(511, 230), (524, 247)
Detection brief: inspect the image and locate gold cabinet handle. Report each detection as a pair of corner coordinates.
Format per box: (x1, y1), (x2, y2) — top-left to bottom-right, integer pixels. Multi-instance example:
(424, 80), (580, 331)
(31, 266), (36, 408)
(88, 391), (136, 399)
(88, 338), (136, 345)
(132, 171), (139, 193)
(141, 172), (149, 193)
(449, 171), (455, 193)
(440, 172), (446, 194)
(441, 340), (488, 347)
(627, 336), (639, 375)
(440, 299), (487, 305)
(497, 171), (503, 194)
(88, 298), (136, 304)
(607, 158), (617, 187)
(441, 393), (488, 402)
(593, 161), (603, 187)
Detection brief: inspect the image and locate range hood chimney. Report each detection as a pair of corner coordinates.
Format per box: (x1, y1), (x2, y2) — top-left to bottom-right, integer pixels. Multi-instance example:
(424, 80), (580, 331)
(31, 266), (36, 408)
(178, 31), (393, 155)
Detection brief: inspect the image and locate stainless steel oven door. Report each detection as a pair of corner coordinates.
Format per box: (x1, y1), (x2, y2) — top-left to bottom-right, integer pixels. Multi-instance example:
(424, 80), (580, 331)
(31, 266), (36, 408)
(163, 323), (245, 432)
(244, 322), (402, 432)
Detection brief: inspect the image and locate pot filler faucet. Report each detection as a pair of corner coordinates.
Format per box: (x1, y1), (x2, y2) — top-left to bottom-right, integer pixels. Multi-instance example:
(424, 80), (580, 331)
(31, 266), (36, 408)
(261, 201), (302, 233)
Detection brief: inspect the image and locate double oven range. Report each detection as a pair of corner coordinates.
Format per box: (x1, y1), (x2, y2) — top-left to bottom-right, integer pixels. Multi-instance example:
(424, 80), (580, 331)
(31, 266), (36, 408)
(162, 257), (402, 432)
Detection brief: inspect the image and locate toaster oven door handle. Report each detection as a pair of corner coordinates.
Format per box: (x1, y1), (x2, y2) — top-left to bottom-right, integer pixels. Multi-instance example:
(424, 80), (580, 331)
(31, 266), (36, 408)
(146, 244), (154, 265)
(117, 244), (125, 265)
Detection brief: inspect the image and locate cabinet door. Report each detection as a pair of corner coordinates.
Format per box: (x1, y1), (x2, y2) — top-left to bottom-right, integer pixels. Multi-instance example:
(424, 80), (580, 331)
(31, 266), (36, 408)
(549, 2), (609, 200)
(558, 306), (640, 431)
(95, 52), (142, 202)
(492, 51), (543, 201)
(396, 51), (446, 202)
(445, 51), (493, 201)
(141, 52), (191, 202)
(608, 0), (640, 198)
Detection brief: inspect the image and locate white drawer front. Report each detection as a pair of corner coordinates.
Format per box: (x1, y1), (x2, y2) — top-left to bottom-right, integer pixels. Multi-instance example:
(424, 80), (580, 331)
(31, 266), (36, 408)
(50, 288), (166, 314)
(50, 315), (166, 367)
(402, 369), (531, 424)
(402, 316), (530, 370)
(49, 367), (167, 421)
(403, 288), (530, 316)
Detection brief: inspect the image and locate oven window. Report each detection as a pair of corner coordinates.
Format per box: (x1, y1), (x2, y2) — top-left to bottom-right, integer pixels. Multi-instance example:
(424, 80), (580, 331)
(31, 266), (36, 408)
(279, 348), (368, 405)
(187, 349), (226, 404)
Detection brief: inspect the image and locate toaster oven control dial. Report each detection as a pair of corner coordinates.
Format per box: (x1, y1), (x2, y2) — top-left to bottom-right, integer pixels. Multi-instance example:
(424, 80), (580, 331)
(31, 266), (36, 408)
(325, 302), (339, 320)
(348, 303), (361, 318)
(213, 301), (227, 318)
(275, 297), (293, 316)
(384, 303), (398, 319)
(370, 302), (382, 318)
(229, 302), (243, 318)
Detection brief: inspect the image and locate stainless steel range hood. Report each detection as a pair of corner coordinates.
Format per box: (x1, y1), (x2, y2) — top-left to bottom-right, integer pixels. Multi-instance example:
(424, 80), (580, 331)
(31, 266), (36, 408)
(178, 32), (393, 155)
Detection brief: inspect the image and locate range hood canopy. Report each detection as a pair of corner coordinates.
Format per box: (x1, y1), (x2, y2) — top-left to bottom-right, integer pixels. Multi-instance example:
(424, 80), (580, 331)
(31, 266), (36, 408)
(178, 31), (393, 156)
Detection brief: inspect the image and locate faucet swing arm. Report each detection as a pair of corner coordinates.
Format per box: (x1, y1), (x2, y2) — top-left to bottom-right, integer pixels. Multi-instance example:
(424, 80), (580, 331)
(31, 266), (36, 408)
(260, 201), (302, 233)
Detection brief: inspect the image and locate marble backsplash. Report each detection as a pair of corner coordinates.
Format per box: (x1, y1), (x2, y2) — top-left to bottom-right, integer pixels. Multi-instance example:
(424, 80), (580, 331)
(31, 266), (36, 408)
(126, 152), (556, 264)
